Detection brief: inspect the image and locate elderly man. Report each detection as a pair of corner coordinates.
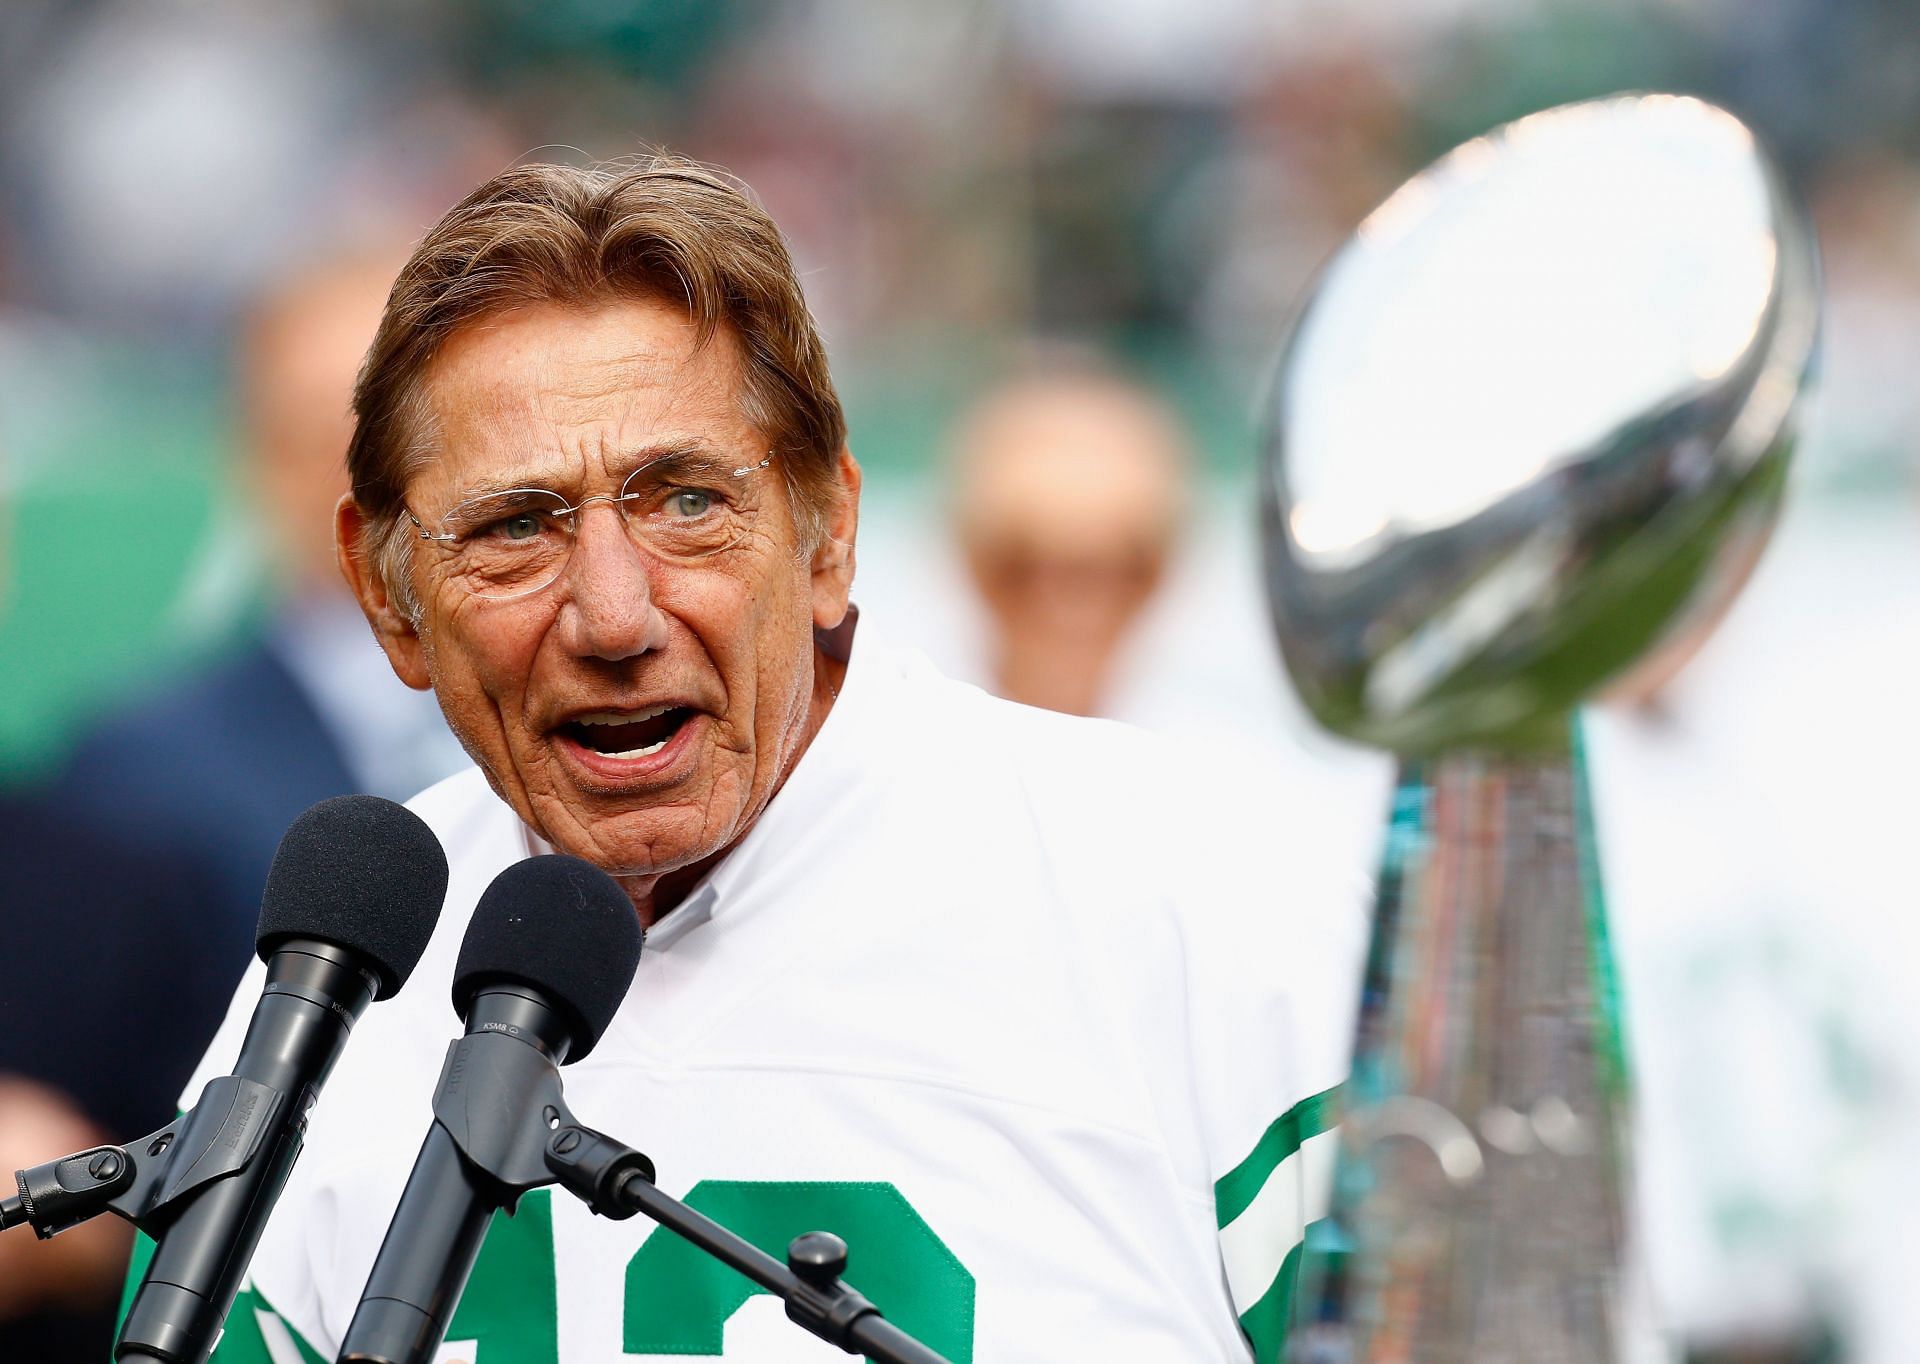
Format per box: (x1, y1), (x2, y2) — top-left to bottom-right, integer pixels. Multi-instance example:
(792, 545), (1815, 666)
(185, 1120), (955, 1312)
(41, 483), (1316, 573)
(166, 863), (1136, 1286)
(166, 158), (1355, 1363)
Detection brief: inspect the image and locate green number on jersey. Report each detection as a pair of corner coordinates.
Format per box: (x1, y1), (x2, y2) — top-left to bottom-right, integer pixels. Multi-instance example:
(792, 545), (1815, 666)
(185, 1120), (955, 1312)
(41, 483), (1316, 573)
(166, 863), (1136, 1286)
(154, 1181), (973, 1361)
(623, 1181), (975, 1360)
(444, 1190), (562, 1363)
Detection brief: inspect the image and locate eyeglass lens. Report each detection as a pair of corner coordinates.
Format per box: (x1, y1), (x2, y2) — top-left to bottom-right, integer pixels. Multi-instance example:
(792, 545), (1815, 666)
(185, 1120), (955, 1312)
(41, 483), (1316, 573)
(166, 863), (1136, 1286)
(433, 460), (758, 599)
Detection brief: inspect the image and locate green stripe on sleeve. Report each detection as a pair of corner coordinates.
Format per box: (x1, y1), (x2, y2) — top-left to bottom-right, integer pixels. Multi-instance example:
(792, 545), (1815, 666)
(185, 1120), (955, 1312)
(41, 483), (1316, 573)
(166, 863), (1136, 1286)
(1214, 1084), (1341, 1228)
(1237, 1238), (1307, 1364)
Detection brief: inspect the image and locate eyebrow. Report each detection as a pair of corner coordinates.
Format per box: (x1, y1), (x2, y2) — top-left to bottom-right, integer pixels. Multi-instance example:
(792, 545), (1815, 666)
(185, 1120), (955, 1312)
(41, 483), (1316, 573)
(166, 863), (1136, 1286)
(445, 442), (742, 503)
(623, 447), (749, 484)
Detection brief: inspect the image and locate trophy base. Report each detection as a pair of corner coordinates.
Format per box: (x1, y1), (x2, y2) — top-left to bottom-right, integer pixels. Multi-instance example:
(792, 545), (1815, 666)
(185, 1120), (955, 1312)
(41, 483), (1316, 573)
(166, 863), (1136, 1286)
(1292, 730), (1633, 1363)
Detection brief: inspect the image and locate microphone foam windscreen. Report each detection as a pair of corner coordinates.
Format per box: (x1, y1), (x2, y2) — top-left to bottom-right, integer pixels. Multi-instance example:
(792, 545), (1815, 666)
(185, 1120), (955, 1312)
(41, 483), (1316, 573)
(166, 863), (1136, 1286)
(452, 855), (643, 1063)
(256, 795), (450, 1000)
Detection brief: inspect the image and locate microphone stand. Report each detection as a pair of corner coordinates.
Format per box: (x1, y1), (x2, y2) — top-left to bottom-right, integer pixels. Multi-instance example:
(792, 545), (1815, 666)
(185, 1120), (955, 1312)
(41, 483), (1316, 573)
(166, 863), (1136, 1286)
(543, 1125), (951, 1364)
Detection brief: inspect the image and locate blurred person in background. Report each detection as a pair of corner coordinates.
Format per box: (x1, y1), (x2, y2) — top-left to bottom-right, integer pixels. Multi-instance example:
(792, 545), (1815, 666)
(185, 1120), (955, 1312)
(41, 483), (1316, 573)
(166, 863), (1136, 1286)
(949, 359), (1189, 717)
(929, 354), (1389, 902)
(1567, 146), (1920, 1364)
(47, 248), (467, 957)
(0, 449), (232, 1361)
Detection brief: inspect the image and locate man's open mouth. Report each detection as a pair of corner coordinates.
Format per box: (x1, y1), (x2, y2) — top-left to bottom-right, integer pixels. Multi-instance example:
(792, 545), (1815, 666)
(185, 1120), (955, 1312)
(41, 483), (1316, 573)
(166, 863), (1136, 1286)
(563, 706), (696, 759)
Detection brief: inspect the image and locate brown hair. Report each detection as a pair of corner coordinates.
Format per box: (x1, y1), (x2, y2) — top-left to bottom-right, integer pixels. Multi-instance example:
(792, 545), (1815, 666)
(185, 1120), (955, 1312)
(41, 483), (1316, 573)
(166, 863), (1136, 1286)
(346, 155), (848, 615)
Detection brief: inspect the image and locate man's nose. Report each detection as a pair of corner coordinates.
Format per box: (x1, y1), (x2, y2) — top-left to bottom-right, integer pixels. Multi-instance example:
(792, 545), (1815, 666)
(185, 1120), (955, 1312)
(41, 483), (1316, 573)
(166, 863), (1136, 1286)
(555, 504), (670, 660)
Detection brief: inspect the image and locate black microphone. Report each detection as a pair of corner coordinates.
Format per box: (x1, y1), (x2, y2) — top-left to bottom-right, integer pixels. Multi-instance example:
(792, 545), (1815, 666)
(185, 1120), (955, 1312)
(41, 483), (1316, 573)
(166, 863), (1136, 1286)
(338, 854), (643, 1364)
(115, 796), (449, 1364)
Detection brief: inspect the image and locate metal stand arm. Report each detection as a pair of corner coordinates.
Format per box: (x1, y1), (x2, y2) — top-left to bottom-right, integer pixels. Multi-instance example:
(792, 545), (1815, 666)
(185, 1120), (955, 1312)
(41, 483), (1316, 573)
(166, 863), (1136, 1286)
(546, 1125), (952, 1364)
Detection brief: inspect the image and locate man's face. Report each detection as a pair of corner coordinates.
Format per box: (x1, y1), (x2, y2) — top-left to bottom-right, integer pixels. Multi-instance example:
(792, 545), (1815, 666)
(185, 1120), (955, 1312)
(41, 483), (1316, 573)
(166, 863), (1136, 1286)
(342, 297), (858, 905)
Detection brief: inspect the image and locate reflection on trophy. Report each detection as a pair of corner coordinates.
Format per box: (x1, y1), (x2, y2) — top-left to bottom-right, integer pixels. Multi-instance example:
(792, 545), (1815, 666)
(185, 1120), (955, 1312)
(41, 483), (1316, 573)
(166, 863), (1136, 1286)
(1260, 95), (1820, 1362)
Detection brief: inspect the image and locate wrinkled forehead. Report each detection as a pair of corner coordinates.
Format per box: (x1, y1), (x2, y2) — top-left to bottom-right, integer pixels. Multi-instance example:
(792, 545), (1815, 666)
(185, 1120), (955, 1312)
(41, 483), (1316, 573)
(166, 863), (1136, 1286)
(407, 300), (763, 505)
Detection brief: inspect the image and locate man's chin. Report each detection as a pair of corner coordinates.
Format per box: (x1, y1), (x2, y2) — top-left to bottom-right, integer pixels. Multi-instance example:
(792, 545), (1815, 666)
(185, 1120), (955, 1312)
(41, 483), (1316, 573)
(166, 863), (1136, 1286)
(535, 799), (723, 882)
(546, 815), (731, 928)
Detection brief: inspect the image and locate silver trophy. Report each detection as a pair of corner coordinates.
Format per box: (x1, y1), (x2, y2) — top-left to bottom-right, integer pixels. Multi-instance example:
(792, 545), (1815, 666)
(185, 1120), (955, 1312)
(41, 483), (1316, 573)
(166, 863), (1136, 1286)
(1260, 95), (1819, 1362)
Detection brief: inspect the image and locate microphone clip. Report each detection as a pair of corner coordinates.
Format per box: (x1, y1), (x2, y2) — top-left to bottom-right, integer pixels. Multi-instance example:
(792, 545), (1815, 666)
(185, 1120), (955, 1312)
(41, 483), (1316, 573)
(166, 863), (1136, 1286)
(540, 1123), (656, 1219)
(1, 1074), (292, 1241)
(425, 1027), (657, 1207)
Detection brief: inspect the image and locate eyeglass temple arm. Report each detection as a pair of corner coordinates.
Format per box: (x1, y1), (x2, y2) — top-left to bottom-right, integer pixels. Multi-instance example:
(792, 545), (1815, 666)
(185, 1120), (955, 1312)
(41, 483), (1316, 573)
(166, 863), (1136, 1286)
(405, 511), (457, 543)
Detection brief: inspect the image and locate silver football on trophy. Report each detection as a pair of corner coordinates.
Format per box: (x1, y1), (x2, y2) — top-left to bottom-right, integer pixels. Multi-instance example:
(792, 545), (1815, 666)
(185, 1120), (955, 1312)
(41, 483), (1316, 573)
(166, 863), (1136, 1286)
(1260, 93), (1819, 753)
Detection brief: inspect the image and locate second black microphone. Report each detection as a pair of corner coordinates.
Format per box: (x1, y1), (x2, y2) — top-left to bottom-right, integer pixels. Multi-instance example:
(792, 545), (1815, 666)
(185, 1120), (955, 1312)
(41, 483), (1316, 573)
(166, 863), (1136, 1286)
(337, 854), (644, 1364)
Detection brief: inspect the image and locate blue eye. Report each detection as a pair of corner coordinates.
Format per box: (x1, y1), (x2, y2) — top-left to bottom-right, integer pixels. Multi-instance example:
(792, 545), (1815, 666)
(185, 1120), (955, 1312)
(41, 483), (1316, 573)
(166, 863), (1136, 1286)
(667, 490), (714, 518)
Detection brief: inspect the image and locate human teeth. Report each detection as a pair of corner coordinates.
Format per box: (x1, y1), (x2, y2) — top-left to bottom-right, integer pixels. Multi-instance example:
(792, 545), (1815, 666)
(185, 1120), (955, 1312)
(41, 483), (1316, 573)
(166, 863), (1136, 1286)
(602, 738), (671, 759)
(575, 705), (675, 725)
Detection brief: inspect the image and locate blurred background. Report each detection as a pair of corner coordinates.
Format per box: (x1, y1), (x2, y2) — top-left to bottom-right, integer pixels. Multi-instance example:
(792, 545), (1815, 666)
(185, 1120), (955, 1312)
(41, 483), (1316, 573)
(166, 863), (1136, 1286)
(1, 1), (1917, 1360)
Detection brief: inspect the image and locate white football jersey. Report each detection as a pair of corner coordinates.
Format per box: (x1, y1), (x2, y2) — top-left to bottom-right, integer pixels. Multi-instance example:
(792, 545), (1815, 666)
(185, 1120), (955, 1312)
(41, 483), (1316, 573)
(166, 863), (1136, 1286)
(160, 623), (1359, 1364)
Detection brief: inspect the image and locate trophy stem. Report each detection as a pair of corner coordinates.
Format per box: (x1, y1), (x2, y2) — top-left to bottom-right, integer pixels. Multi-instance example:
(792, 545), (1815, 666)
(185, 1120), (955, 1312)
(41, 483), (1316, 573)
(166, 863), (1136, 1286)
(1293, 720), (1630, 1364)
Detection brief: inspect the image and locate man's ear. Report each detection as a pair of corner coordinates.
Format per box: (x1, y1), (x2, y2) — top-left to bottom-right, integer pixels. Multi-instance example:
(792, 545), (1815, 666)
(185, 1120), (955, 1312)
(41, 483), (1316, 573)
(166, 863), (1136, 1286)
(809, 448), (862, 630)
(335, 494), (432, 691)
